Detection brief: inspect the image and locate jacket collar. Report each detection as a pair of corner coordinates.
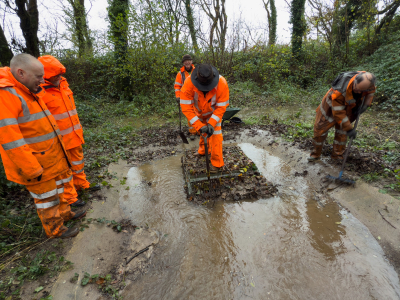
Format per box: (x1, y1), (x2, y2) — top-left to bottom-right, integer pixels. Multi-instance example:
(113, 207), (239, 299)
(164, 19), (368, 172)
(180, 64), (195, 73)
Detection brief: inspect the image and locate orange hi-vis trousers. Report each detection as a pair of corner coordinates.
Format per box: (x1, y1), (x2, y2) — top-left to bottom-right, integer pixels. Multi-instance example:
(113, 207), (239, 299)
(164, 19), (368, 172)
(311, 109), (356, 159)
(26, 171), (75, 237)
(197, 122), (224, 168)
(61, 169), (78, 205)
(67, 145), (90, 190)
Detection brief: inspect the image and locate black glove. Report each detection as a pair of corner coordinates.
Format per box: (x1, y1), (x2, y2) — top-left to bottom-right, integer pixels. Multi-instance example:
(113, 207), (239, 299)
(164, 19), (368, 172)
(36, 174), (42, 182)
(346, 129), (357, 139)
(176, 97), (180, 104)
(200, 124), (215, 138)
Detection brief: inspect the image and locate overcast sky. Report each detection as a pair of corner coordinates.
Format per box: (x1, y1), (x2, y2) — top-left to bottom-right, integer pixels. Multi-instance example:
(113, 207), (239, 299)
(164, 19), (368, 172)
(2, 0), (293, 50)
(86, 0), (292, 43)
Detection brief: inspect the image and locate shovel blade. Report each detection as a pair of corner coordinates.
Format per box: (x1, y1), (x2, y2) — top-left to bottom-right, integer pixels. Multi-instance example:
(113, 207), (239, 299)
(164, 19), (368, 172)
(179, 132), (189, 144)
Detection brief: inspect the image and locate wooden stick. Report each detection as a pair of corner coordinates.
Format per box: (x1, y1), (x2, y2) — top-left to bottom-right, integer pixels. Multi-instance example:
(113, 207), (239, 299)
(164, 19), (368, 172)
(378, 210), (397, 229)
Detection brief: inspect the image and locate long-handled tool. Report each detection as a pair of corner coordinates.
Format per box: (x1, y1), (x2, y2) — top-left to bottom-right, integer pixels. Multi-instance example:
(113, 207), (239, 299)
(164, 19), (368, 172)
(326, 101), (364, 185)
(203, 134), (216, 206)
(178, 102), (189, 144)
(203, 134), (211, 181)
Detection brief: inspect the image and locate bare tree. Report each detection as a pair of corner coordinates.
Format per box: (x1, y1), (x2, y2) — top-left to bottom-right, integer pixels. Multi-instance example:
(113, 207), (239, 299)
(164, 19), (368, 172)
(0, 22), (13, 65)
(185, 0), (199, 52)
(3, 0), (40, 57)
(262, 0), (277, 46)
(198, 0), (227, 59)
(64, 0), (92, 57)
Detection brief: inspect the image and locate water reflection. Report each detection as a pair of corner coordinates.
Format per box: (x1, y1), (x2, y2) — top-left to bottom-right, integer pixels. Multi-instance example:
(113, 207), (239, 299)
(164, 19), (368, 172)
(118, 143), (400, 300)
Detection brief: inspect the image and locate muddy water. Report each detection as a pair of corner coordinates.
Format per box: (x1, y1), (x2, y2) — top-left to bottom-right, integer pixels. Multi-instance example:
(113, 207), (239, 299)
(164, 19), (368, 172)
(119, 143), (400, 300)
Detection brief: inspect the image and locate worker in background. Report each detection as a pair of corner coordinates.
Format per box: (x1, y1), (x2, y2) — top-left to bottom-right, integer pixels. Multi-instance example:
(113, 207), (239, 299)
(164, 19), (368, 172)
(174, 54), (198, 140)
(38, 55), (100, 207)
(180, 64), (229, 171)
(308, 71), (376, 161)
(0, 54), (85, 238)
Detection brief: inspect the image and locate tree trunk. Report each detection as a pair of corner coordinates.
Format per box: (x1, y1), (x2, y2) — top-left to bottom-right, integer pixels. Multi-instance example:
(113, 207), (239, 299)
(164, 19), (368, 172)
(375, 1), (400, 35)
(67, 0), (92, 57)
(108, 0), (131, 100)
(0, 24), (13, 66)
(108, 0), (129, 62)
(185, 0), (198, 53)
(264, 0), (277, 46)
(290, 0), (306, 57)
(15, 0), (40, 57)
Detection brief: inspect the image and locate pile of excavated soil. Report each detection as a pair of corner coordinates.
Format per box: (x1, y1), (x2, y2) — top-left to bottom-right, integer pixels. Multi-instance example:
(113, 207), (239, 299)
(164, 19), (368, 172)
(182, 146), (278, 204)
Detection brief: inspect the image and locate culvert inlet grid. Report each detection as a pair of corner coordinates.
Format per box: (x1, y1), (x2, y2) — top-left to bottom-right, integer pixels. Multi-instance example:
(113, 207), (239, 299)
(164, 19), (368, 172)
(181, 146), (277, 203)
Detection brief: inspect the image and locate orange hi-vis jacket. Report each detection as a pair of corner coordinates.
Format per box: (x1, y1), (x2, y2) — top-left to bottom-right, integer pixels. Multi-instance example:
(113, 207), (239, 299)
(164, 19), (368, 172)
(174, 65), (195, 98)
(0, 67), (70, 185)
(40, 78), (84, 150)
(318, 71), (376, 131)
(180, 76), (229, 131)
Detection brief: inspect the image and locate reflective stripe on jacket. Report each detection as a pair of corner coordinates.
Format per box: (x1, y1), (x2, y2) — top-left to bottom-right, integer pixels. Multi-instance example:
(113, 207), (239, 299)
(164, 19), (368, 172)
(317, 71), (376, 131)
(0, 67), (70, 185)
(174, 65), (195, 98)
(41, 79), (84, 150)
(180, 75), (230, 131)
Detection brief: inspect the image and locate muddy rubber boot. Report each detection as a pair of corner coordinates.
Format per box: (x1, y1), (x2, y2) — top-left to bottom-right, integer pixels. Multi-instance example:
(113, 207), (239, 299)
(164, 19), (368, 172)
(307, 156), (320, 162)
(210, 165), (221, 173)
(85, 184), (101, 192)
(71, 199), (86, 207)
(60, 227), (79, 239)
(71, 210), (87, 220)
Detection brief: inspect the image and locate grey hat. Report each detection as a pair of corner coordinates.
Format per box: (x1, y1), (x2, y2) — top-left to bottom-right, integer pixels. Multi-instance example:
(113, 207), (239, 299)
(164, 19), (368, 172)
(182, 54), (193, 63)
(191, 64), (219, 92)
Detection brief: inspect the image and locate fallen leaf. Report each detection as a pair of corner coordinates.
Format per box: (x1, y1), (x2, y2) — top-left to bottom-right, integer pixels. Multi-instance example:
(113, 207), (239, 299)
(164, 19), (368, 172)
(335, 222), (341, 225)
(250, 282), (255, 287)
(35, 286), (44, 293)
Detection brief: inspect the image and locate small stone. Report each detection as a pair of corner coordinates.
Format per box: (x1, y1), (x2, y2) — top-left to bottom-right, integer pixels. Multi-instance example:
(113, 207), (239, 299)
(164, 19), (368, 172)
(326, 215), (329, 218)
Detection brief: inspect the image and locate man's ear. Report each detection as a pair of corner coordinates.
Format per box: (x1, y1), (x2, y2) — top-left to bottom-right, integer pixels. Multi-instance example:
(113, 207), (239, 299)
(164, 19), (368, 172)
(17, 69), (24, 79)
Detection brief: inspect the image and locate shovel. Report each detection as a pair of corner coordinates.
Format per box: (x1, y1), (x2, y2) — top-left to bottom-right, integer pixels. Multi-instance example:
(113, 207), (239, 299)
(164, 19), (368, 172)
(178, 102), (189, 144)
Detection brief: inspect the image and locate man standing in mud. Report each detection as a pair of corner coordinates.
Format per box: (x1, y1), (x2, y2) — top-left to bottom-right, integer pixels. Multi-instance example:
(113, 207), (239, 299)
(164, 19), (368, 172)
(180, 64), (229, 171)
(308, 71), (376, 161)
(174, 54), (198, 140)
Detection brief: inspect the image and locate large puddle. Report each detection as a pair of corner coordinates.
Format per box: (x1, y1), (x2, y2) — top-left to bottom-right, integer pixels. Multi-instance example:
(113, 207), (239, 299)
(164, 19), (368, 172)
(118, 143), (400, 300)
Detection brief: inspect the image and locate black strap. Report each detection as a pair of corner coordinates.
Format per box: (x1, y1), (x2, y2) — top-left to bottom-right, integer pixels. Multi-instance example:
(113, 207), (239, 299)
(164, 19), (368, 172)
(43, 85), (56, 90)
(181, 71), (186, 84)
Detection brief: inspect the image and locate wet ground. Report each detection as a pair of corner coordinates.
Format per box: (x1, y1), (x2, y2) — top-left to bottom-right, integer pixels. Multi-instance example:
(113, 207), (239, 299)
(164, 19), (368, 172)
(45, 127), (400, 300)
(117, 137), (400, 299)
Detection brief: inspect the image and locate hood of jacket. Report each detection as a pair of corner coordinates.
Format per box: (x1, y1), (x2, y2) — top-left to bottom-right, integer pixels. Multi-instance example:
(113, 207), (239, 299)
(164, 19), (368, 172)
(38, 55), (66, 79)
(0, 67), (16, 88)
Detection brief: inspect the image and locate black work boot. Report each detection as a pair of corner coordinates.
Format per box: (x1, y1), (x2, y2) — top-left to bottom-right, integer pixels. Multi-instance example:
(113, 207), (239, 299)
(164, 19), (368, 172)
(72, 210), (87, 220)
(71, 199), (86, 207)
(60, 227), (79, 239)
(85, 184), (101, 192)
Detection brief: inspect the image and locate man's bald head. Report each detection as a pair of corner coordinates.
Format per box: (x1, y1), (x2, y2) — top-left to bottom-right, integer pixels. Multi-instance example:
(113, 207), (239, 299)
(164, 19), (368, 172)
(10, 53), (44, 93)
(353, 72), (376, 93)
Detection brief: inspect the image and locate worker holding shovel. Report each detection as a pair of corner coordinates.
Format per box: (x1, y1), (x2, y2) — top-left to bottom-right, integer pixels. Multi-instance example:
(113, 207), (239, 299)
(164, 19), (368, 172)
(308, 71), (376, 161)
(180, 64), (229, 171)
(174, 54), (198, 140)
